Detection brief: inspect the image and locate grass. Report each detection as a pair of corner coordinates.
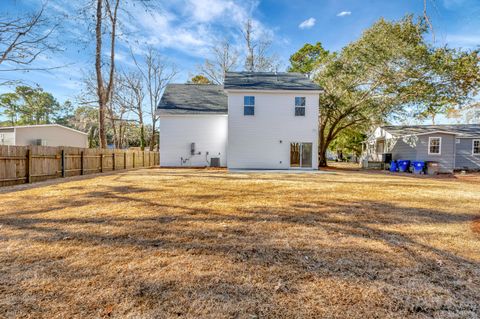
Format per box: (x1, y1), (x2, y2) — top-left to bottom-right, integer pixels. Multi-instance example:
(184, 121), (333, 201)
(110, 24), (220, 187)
(1, 168), (479, 318)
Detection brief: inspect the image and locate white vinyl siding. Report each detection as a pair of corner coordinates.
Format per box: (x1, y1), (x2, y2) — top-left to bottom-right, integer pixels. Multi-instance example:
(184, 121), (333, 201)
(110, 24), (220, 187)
(13, 126), (87, 147)
(228, 91), (319, 169)
(159, 115), (228, 167)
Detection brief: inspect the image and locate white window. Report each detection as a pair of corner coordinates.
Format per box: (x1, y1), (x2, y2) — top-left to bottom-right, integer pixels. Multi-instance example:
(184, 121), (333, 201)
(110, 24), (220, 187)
(295, 97), (306, 116)
(473, 140), (480, 155)
(428, 137), (441, 155)
(244, 96), (255, 116)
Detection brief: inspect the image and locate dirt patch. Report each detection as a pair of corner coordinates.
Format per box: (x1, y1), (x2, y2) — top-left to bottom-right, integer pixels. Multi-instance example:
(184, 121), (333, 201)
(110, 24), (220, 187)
(472, 217), (480, 234)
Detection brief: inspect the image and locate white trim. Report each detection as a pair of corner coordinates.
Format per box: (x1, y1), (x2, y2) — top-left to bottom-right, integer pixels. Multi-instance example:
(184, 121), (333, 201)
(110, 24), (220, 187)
(2, 124), (88, 135)
(158, 113), (228, 117)
(473, 139), (480, 156)
(289, 142), (313, 168)
(454, 136), (480, 139)
(428, 136), (442, 155)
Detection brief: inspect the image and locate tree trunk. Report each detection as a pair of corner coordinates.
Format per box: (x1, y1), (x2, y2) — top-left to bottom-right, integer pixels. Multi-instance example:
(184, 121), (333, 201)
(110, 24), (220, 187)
(95, 0), (107, 148)
(139, 123), (145, 151)
(318, 144), (328, 167)
(318, 129), (334, 168)
(149, 118), (157, 151)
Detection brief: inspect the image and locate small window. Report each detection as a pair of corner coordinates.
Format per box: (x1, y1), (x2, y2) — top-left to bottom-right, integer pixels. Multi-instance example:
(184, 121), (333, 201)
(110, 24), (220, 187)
(295, 97), (305, 116)
(244, 96), (255, 116)
(473, 140), (480, 155)
(456, 139), (461, 144)
(428, 137), (441, 155)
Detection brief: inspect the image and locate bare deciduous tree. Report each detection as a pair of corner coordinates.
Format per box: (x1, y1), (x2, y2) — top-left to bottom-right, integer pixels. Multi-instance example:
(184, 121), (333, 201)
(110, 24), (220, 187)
(131, 47), (177, 151)
(94, 0), (120, 149)
(118, 71), (146, 150)
(241, 19), (279, 72)
(0, 3), (58, 84)
(199, 40), (238, 84)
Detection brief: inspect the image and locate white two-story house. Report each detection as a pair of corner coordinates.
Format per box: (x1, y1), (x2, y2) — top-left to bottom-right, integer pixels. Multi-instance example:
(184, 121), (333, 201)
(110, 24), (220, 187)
(157, 72), (321, 170)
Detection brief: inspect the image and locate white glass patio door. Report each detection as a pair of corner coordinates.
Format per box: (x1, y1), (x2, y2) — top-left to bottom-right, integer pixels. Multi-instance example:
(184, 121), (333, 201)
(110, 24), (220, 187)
(290, 143), (312, 168)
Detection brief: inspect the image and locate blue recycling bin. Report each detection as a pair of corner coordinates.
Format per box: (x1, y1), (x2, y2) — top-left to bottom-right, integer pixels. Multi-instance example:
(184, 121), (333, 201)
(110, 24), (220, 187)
(412, 161), (425, 174)
(390, 160), (398, 172)
(397, 160), (411, 172)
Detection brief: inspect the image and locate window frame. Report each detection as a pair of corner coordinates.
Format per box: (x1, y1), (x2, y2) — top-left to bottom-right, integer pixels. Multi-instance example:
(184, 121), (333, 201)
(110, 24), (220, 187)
(243, 96), (255, 116)
(294, 97), (306, 117)
(473, 139), (480, 155)
(428, 136), (442, 155)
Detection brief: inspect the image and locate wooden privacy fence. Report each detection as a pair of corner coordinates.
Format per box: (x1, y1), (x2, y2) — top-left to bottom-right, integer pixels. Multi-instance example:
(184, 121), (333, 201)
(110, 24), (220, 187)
(0, 145), (159, 187)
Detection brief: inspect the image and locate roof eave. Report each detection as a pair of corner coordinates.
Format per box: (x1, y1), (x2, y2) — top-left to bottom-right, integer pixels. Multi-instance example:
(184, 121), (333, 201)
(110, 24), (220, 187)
(224, 88), (322, 94)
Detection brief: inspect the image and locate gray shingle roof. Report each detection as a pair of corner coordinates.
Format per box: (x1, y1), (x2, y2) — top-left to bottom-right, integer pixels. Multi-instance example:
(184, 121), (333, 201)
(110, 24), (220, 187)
(224, 72), (321, 91)
(157, 84), (227, 114)
(382, 124), (480, 138)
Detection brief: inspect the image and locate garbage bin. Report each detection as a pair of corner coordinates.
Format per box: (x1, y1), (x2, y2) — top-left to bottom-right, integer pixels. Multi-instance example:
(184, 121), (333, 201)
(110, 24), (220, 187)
(389, 160), (398, 172)
(397, 160), (411, 173)
(412, 161), (425, 175)
(426, 161), (440, 175)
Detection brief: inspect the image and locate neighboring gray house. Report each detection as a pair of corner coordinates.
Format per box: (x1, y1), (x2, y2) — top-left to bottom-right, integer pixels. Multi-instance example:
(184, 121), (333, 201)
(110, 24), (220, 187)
(363, 125), (480, 172)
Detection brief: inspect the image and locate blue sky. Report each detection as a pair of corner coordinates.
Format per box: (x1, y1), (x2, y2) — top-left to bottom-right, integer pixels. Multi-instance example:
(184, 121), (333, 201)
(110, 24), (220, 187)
(1, 0), (480, 122)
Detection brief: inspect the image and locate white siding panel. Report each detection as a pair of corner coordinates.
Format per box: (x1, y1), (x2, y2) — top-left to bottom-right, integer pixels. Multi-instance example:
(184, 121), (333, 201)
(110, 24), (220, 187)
(15, 126), (88, 147)
(227, 92), (319, 169)
(0, 131), (15, 145)
(159, 115), (228, 167)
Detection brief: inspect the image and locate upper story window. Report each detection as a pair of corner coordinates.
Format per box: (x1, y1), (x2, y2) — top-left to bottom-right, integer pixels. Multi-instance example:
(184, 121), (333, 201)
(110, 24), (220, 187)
(428, 137), (441, 155)
(473, 140), (480, 155)
(244, 96), (255, 116)
(295, 97), (306, 116)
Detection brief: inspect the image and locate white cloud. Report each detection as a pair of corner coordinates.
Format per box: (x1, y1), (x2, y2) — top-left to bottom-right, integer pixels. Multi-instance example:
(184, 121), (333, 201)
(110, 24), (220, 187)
(337, 11), (352, 17)
(122, 0), (274, 60)
(445, 34), (480, 48)
(299, 18), (316, 29)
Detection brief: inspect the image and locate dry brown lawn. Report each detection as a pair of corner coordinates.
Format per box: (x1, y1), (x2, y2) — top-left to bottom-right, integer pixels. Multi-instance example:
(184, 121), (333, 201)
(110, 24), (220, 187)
(0, 168), (479, 319)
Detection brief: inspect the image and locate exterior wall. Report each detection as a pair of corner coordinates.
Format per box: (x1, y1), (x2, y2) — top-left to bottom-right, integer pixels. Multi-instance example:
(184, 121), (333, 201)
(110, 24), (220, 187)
(227, 91), (319, 169)
(415, 133), (456, 173)
(14, 126), (88, 147)
(159, 115), (228, 167)
(0, 128), (15, 145)
(391, 136), (417, 160)
(363, 128), (395, 161)
(455, 138), (480, 170)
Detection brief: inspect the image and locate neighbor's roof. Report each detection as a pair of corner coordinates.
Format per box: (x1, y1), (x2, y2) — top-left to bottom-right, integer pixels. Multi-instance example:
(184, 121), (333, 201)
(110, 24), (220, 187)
(0, 124), (88, 135)
(157, 84), (228, 115)
(224, 72), (322, 91)
(382, 124), (480, 138)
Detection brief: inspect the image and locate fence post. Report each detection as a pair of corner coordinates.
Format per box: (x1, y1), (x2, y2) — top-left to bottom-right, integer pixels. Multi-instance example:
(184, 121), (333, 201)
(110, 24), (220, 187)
(124, 151), (127, 169)
(143, 151), (145, 167)
(133, 152), (135, 168)
(61, 149), (66, 178)
(112, 152), (116, 171)
(80, 151), (84, 175)
(25, 149), (31, 183)
(100, 153), (103, 173)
